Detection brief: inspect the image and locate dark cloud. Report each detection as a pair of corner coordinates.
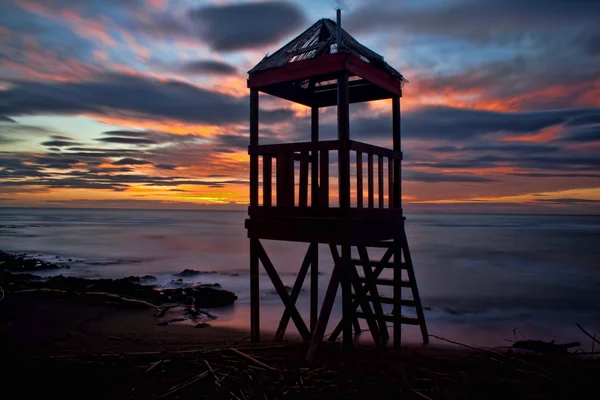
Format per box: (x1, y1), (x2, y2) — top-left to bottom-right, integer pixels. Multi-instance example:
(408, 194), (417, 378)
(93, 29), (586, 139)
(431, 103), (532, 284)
(179, 60), (238, 75)
(155, 163), (177, 170)
(558, 125), (600, 142)
(97, 136), (157, 145)
(0, 74), (293, 125)
(345, 0), (600, 41)
(112, 158), (151, 166)
(533, 198), (600, 205)
(337, 106), (600, 141)
(404, 170), (497, 183)
(102, 130), (152, 137)
(132, 1), (305, 52)
(188, 2), (305, 51)
(41, 140), (80, 147)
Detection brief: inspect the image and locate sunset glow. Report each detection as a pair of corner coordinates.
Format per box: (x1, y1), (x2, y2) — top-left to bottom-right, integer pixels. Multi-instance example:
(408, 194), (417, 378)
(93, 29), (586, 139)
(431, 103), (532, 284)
(1, 0), (599, 214)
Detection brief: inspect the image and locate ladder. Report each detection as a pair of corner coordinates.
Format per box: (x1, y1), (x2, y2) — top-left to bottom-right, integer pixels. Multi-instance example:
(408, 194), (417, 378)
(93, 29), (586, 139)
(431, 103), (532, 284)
(327, 232), (429, 349)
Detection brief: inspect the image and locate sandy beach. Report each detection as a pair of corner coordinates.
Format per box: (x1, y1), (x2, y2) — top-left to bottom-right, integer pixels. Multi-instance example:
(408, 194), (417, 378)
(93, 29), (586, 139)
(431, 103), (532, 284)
(1, 289), (598, 399)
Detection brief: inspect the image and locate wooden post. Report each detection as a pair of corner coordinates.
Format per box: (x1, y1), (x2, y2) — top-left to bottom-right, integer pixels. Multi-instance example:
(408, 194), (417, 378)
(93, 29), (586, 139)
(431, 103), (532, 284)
(263, 156), (271, 207)
(319, 151), (329, 208)
(310, 107), (319, 333)
(250, 88), (259, 206)
(249, 88), (259, 343)
(392, 96), (401, 209)
(311, 106), (319, 207)
(250, 238), (260, 342)
(338, 70), (350, 210)
(393, 239), (402, 350)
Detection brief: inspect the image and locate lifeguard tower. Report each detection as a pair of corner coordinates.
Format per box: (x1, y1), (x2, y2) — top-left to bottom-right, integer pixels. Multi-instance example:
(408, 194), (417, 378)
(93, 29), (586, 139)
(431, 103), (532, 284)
(245, 11), (428, 362)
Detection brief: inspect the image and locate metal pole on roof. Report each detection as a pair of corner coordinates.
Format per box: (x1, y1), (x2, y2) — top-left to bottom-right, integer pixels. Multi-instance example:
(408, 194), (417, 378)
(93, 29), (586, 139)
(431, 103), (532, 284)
(336, 8), (342, 50)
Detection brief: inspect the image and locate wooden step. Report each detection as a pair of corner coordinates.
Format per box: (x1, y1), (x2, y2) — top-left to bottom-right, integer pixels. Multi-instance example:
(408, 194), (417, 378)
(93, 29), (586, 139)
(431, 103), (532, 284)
(349, 260), (407, 269)
(351, 294), (416, 307)
(355, 312), (420, 325)
(357, 277), (412, 287)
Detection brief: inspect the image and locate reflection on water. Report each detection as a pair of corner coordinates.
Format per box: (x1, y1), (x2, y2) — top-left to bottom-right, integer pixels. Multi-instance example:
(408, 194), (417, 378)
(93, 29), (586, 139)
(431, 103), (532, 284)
(1, 208), (599, 348)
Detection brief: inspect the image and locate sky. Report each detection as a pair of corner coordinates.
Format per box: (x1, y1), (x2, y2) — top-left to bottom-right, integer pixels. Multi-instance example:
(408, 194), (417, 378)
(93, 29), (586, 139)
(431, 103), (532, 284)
(0, 0), (599, 214)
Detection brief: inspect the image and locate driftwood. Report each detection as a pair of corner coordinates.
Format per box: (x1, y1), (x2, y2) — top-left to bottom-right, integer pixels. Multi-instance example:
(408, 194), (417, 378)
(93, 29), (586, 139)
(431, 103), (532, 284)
(512, 340), (580, 354)
(577, 323), (600, 345)
(229, 348), (277, 371)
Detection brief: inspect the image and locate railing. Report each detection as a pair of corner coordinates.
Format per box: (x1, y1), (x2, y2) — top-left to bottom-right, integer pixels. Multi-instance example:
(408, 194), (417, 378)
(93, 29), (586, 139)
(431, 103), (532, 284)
(249, 139), (403, 220)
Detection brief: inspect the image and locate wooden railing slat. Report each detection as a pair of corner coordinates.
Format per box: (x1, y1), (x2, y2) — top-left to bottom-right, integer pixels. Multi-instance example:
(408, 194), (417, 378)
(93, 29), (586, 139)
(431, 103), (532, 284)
(263, 156), (272, 207)
(320, 150), (329, 208)
(378, 155), (384, 209)
(368, 153), (374, 209)
(299, 152), (309, 208)
(388, 158), (393, 208)
(356, 151), (363, 208)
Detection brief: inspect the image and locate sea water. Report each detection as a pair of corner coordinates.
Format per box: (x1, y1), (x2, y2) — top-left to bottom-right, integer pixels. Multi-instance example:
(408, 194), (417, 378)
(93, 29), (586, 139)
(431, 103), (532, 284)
(1, 207), (599, 348)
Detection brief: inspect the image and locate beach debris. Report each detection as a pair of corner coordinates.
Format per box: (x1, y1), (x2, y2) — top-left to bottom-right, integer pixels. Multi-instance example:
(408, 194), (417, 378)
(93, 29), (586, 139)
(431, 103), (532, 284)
(512, 340), (581, 354)
(6, 274), (237, 308)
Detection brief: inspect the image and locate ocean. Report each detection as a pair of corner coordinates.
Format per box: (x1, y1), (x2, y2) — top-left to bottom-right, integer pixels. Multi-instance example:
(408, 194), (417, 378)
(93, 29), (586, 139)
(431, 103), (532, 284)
(1, 207), (599, 349)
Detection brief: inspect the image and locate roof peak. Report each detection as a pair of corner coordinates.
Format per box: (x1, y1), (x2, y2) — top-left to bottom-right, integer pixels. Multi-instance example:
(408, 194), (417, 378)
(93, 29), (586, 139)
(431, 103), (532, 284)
(248, 17), (405, 82)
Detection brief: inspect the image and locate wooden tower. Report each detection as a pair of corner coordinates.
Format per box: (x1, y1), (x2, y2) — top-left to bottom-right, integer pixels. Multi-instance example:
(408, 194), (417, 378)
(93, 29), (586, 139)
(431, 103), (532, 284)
(246, 12), (428, 362)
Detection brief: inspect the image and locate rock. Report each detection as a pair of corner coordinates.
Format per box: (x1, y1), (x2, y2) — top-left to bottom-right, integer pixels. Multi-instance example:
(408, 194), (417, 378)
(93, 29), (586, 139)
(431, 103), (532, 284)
(141, 275), (157, 281)
(156, 321), (168, 326)
(195, 323), (210, 329)
(0, 250), (63, 272)
(123, 276), (142, 283)
(174, 269), (201, 277)
(170, 278), (184, 285)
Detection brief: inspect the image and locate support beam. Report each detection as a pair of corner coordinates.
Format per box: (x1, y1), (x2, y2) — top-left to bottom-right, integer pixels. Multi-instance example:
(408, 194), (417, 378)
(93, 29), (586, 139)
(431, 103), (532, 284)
(393, 239), (402, 350)
(357, 246), (389, 342)
(276, 243), (314, 340)
(306, 252), (342, 363)
(250, 238), (260, 342)
(311, 106), (319, 208)
(310, 242), (319, 333)
(341, 244), (353, 351)
(329, 246), (394, 342)
(250, 89), (259, 207)
(337, 70), (350, 210)
(392, 96), (401, 209)
(256, 241), (311, 341)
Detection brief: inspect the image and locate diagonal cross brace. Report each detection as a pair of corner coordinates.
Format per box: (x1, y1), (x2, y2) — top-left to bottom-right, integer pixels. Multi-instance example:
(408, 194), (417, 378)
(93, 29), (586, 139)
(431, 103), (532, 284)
(329, 246), (394, 341)
(275, 243), (315, 341)
(329, 245), (382, 347)
(256, 240), (312, 342)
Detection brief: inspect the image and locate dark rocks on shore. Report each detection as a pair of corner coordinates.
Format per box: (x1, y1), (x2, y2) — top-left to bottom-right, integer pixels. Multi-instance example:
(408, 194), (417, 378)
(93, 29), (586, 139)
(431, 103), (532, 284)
(195, 323), (210, 328)
(3, 273), (237, 308)
(0, 250), (65, 272)
(174, 269), (218, 277)
(123, 275), (157, 283)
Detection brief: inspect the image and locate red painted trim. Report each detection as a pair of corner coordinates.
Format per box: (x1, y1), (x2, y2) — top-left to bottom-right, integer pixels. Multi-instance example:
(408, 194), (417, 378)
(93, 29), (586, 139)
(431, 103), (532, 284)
(248, 53), (346, 88)
(345, 54), (402, 96)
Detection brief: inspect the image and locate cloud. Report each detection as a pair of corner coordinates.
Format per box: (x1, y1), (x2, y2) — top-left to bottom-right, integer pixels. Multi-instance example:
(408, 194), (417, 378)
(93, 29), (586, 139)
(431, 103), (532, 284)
(97, 136), (157, 144)
(345, 0), (600, 42)
(133, 1), (305, 52)
(335, 106), (600, 141)
(41, 139), (80, 147)
(178, 60), (237, 75)
(0, 115), (15, 123)
(0, 73), (293, 125)
(112, 158), (151, 165)
(404, 170), (497, 183)
(558, 125), (600, 143)
(188, 2), (305, 51)
(102, 130), (153, 137)
(155, 163), (177, 170)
